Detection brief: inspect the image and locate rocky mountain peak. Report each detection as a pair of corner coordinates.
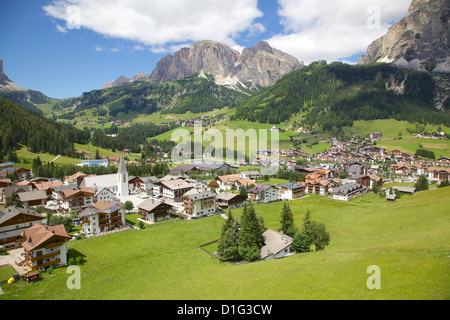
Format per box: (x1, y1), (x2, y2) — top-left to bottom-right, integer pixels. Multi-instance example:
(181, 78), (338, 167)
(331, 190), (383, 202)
(148, 40), (303, 90)
(359, 0), (450, 73)
(0, 58), (26, 91)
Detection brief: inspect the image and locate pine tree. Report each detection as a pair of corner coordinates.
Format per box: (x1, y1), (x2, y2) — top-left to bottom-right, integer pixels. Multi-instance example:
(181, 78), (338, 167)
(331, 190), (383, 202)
(279, 202), (296, 236)
(217, 210), (239, 262)
(238, 204), (264, 262)
(302, 209), (312, 241)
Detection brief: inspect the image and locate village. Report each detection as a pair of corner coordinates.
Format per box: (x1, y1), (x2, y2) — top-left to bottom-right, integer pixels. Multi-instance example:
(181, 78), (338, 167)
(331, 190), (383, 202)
(0, 130), (449, 282)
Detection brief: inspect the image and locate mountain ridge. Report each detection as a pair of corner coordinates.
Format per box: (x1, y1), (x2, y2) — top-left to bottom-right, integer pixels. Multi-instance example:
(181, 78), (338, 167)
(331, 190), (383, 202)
(359, 0), (450, 73)
(103, 40), (304, 91)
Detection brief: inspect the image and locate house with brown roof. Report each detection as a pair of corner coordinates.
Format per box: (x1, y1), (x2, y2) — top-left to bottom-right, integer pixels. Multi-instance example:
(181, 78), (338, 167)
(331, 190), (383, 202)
(138, 198), (174, 223)
(21, 224), (72, 270)
(59, 188), (95, 213)
(0, 206), (45, 249)
(183, 190), (217, 219)
(79, 201), (126, 234)
(153, 179), (194, 202)
(212, 174), (241, 190)
(216, 192), (247, 210)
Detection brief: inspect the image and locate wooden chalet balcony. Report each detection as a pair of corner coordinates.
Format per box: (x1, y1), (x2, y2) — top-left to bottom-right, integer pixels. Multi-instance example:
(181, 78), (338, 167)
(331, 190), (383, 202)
(36, 258), (61, 269)
(28, 250), (60, 261)
(46, 241), (65, 249)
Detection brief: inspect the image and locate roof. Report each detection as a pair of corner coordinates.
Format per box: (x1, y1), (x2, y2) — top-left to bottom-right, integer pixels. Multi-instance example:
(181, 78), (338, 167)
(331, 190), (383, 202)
(235, 178), (254, 187)
(260, 229), (293, 260)
(185, 191), (216, 201)
(393, 186), (416, 193)
(138, 198), (172, 212)
(217, 174), (240, 183)
(247, 184), (273, 194)
(161, 179), (194, 191)
(21, 224), (71, 251)
(17, 190), (48, 202)
(0, 206), (44, 226)
(217, 192), (242, 201)
(61, 188), (95, 199)
(79, 174), (117, 189)
(79, 201), (124, 218)
(332, 183), (365, 195)
(117, 153), (127, 174)
(279, 182), (304, 190)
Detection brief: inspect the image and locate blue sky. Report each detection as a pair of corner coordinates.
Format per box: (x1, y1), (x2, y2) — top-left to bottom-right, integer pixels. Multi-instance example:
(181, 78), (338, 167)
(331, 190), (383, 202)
(0, 0), (411, 99)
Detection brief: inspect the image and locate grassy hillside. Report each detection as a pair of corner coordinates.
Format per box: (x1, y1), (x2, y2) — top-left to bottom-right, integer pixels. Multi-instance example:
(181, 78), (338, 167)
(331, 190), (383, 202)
(2, 187), (448, 300)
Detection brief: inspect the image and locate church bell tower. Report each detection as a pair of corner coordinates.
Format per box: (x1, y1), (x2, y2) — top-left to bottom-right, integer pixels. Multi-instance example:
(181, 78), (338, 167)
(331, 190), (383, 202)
(117, 153), (129, 199)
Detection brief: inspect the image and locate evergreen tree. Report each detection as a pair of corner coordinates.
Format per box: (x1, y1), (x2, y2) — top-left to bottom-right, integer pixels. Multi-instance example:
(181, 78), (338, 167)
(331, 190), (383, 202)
(217, 210), (239, 262)
(302, 209), (312, 240)
(279, 202), (296, 236)
(415, 175), (429, 191)
(292, 233), (311, 253)
(309, 221), (331, 251)
(238, 204), (264, 262)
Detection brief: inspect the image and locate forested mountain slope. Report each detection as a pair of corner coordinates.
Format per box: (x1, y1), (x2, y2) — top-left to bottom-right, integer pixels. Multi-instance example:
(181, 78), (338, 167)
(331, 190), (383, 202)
(232, 61), (449, 131)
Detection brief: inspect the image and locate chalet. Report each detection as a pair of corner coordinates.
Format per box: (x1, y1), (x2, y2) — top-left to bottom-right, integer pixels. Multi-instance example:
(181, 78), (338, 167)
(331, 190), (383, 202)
(216, 193), (247, 210)
(212, 174), (241, 190)
(21, 224), (72, 270)
(366, 132), (382, 141)
(278, 183), (305, 201)
(349, 175), (371, 189)
(347, 162), (368, 176)
(138, 198), (174, 224)
(259, 229), (295, 261)
(170, 162), (237, 176)
(427, 167), (450, 182)
(332, 183), (366, 201)
(234, 178), (255, 190)
(368, 175), (383, 190)
(247, 184), (278, 204)
(0, 185), (32, 204)
(239, 171), (261, 180)
(94, 187), (117, 203)
(139, 176), (159, 191)
(153, 179), (194, 202)
(183, 191), (217, 219)
(33, 180), (64, 197)
(17, 190), (48, 208)
(391, 164), (409, 175)
(410, 164), (426, 177)
(304, 179), (330, 196)
(0, 207), (44, 249)
(59, 188), (95, 213)
(79, 201), (126, 234)
(0, 179), (12, 188)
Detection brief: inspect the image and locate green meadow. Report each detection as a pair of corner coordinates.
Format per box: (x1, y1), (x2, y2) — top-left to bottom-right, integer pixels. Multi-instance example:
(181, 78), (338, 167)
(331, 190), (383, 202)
(1, 187), (448, 300)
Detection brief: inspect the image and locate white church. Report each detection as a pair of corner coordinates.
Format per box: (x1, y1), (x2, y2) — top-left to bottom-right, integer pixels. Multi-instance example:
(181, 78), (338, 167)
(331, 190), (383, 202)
(78, 153), (129, 202)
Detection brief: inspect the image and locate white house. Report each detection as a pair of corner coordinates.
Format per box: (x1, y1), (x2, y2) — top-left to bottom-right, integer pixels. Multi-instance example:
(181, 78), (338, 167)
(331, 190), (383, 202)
(21, 224), (72, 270)
(78, 201), (126, 235)
(247, 184), (278, 204)
(183, 191), (217, 219)
(331, 183), (366, 201)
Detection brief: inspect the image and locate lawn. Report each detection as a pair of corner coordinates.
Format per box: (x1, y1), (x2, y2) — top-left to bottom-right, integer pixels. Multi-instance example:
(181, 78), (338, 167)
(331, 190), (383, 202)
(1, 187), (449, 300)
(377, 137), (450, 158)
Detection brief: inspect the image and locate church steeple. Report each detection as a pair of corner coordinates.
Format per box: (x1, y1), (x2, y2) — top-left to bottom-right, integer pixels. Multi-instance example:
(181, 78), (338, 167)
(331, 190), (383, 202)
(117, 153), (129, 199)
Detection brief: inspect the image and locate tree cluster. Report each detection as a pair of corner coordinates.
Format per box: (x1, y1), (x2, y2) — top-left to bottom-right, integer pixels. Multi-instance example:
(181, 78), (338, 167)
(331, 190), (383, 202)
(217, 204), (266, 262)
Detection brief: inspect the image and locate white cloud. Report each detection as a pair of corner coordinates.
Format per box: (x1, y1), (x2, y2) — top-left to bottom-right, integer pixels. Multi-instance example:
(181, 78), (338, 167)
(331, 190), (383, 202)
(267, 0), (411, 64)
(43, 0), (264, 52)
(55, 24), (68, 33)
